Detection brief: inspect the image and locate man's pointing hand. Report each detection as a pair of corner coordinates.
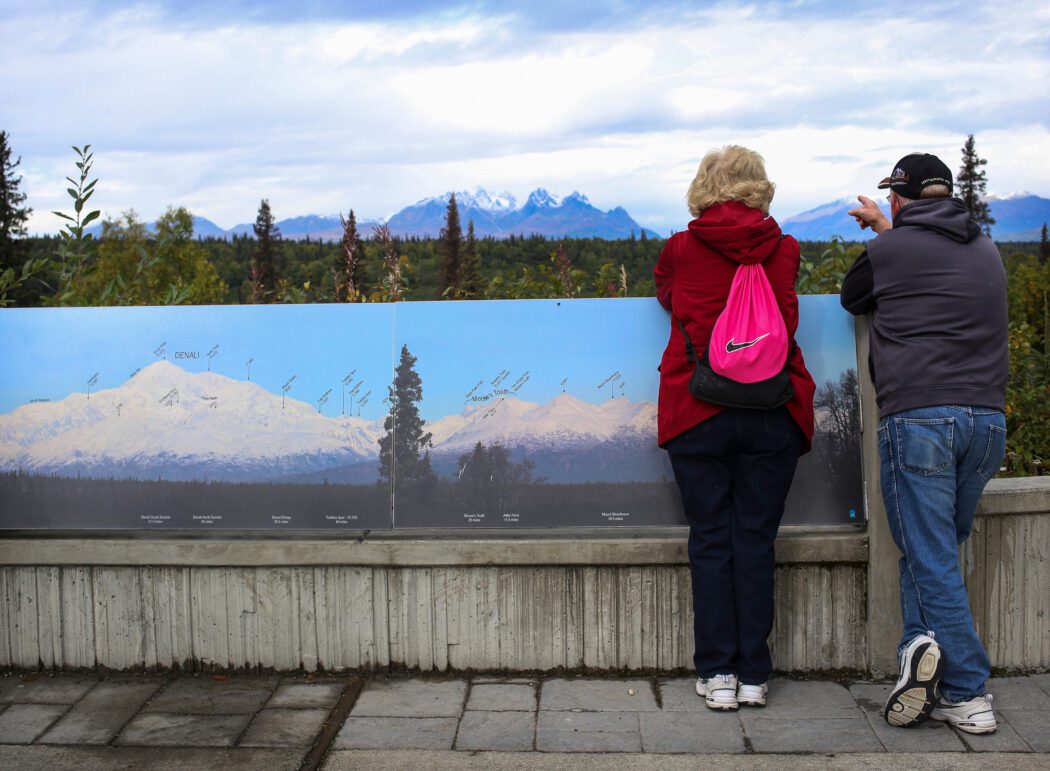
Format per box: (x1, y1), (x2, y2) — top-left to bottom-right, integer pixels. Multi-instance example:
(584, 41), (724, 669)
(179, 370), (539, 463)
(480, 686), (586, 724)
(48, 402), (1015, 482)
(848, 195), (892, 234)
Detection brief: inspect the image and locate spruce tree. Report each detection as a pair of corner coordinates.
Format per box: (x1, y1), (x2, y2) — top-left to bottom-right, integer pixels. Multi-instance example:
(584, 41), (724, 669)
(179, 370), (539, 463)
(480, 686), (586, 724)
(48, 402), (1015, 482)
(438, 193), (462, 298)
(458, 219), (481, 299)
(1040, 223), (1048, 265)
(378, 345), (435, 496)
(0, 131), (38, 306)
(0, 131), (32, 270)
(957, 135), (996, 236)
(251, 199), (281, 300)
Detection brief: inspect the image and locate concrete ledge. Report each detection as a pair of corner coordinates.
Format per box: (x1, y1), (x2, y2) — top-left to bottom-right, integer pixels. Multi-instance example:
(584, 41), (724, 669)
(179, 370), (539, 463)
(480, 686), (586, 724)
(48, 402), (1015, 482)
(0, 527), (866, 567)
(977, 476), (1050, 516)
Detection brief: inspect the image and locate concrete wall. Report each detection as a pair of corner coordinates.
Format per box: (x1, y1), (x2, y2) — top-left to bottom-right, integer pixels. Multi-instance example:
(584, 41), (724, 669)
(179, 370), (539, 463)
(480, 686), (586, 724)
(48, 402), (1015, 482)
(0, 531), (866, 673)
(2, 477), (1046, 674)
(0, 560), (863, 673)
(966, 477), (1050, 670)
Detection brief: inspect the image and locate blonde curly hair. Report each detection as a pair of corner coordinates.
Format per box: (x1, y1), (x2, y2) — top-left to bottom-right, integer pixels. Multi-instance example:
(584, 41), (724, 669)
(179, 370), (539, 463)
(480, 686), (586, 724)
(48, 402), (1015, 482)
(686, 145), (775, 218)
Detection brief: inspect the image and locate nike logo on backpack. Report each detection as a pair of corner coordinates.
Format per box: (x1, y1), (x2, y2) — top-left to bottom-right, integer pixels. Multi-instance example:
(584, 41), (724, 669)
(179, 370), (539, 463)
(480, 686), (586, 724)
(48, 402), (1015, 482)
(725, 333), (770, 353)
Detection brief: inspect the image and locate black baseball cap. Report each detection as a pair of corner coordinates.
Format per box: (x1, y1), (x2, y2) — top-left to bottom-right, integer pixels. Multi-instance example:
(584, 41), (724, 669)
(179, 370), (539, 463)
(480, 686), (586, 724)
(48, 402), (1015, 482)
(878, 153), (953, 199)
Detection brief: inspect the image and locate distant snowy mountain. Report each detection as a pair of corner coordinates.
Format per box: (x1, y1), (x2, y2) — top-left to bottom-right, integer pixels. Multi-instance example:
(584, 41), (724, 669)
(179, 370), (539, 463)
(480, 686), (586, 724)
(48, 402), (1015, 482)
(427, 392), (657, 454)
(782, 194), (1050, 242)
(78, 189), (1047, 243)
(86, 215), (228, 240)
(425, 392), (663, 483)
(0, 362), (661, 484)
(0, 361), (382, 482)
(781, 198), (887, 242)
(454, 187), (518, 213)
(224, 213), (383, 242)
(984, 194), (1050, 240)
(84, 186), (655, 241)
(386, 187), (658, 239)
(189, 216), (228, 238)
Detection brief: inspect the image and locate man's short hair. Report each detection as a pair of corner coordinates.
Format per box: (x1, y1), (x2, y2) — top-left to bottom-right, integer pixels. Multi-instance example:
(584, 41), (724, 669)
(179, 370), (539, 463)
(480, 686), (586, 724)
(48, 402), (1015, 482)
(920, 184), (952, 198)
(894, 184), (952, 207)
(687, 145), (775, 218)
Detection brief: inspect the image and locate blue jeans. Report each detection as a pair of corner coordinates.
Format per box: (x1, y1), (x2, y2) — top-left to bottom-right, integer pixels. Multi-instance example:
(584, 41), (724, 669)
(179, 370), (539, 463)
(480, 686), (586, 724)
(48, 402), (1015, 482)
(666, 407), (802, 684)
(878, 405), (1006, 702)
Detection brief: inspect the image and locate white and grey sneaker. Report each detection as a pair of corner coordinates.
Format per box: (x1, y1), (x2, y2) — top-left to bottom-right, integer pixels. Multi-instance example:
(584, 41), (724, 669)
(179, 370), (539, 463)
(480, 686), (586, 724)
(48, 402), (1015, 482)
(884, 633), (944, 727)
(738, 682), (768, 707)
(696, 674), (738, 710)
(931, 694), (997, 734)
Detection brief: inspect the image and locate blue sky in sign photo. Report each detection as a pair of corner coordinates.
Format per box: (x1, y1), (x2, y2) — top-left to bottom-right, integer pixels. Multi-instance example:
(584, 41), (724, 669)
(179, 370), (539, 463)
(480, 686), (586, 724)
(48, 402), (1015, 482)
(0, 296), (856, 420)
(397, 295), (856, 420)
(3, 0), (1047, 234)
(0, 304), (396, 417)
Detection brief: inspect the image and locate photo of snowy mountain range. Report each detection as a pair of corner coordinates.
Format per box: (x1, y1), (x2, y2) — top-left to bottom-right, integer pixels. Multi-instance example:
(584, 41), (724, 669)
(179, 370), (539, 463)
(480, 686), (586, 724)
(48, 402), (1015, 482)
(0, 297), (862, 531)
(0, 360), (663, 485)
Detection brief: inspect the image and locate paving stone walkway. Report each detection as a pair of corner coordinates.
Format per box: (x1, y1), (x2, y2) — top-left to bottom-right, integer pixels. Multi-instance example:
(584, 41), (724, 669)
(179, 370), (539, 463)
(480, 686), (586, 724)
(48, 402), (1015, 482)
(0, 671), (1047, 769)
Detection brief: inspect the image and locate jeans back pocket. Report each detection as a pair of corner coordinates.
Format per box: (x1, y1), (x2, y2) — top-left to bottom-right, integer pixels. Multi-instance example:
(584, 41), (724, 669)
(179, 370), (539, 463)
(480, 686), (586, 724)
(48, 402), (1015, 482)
(895, 417), (954, 476)
(977, 424), (1007, 481)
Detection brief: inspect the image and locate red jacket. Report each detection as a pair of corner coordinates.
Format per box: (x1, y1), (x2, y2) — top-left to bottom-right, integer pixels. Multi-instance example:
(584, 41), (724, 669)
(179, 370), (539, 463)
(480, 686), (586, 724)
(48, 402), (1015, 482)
(654, 201), (815, 452)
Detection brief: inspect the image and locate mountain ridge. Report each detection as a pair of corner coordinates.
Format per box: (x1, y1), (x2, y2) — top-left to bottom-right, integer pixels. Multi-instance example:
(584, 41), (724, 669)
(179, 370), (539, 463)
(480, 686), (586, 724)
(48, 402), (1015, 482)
(780, 194), (1050, 242)
(84, 191), (1050, 242)
(91, 187), (659, 242)
(0, 361), (658, 483)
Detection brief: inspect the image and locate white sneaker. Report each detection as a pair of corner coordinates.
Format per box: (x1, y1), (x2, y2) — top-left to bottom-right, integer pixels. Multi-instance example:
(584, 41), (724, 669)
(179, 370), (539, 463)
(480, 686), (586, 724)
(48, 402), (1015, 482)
(738, 682), (768, 707)
(884, 633), (944, 727)
(931, 694), (997, 734)
(696, 674), (738, 710)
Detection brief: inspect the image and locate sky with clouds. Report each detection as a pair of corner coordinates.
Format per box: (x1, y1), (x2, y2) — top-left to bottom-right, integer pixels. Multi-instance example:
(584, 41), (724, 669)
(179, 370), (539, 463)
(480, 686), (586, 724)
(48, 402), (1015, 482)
(3, 0), (1049, 234)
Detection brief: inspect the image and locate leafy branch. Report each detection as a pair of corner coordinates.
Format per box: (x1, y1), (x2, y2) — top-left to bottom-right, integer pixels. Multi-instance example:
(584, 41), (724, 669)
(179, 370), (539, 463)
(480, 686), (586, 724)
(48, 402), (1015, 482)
(49, 144), (101, 304)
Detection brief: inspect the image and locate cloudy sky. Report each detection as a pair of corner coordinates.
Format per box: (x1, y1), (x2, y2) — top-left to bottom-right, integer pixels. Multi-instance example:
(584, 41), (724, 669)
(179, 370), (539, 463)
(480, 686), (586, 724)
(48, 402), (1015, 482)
(3, 0), (1048, 234)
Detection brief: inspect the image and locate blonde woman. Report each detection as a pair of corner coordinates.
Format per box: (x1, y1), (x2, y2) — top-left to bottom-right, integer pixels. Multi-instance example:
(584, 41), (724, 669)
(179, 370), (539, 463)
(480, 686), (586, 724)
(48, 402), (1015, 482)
(655, 146), (815, 710)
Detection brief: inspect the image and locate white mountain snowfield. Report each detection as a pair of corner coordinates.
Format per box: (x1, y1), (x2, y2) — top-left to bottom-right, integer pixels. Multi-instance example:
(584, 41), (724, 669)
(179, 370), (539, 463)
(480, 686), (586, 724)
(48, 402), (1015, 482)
(0, 361), (659, 481)
(419, 187), (518, 213)
(428, 392), (657, 454)
(0, 361), (382, 480)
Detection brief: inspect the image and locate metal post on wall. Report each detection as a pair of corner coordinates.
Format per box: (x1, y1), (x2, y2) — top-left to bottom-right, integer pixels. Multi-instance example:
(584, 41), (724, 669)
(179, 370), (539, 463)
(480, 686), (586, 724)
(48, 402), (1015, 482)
(856, 315), (901, 677)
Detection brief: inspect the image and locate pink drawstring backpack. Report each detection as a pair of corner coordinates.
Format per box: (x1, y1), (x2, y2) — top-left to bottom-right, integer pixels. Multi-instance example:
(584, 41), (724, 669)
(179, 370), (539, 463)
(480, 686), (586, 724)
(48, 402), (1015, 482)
(678, 262), (793, 409)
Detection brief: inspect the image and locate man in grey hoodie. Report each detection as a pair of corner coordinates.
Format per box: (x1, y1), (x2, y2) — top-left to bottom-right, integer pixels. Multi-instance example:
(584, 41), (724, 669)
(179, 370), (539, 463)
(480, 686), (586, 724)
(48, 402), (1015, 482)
(840, 153), (1007, 735)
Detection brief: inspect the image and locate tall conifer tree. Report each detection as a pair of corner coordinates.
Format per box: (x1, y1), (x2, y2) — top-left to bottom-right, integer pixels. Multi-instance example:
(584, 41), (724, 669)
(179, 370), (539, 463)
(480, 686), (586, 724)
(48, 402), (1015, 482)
(458, 219), (481, 299)
(1040, 223), (1048, 265)
(251, 199), (281, 300)
(0, 131), (31, 242)
(0, 131), (36, 306)
(378, 345), (435, 495)
(438, 193), (462, 298)
(957, 135), (996, 236)
(0, 131), (32, 265)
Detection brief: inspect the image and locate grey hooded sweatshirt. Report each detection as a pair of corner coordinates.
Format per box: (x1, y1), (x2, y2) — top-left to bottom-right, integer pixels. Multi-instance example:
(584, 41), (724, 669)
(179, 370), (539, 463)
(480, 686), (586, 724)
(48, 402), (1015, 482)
(840, 197), (1007, 419)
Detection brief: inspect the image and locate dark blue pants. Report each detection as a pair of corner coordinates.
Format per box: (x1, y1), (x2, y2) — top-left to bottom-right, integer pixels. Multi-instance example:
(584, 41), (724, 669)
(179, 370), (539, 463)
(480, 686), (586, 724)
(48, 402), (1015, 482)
(666, 407), (802, 684)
